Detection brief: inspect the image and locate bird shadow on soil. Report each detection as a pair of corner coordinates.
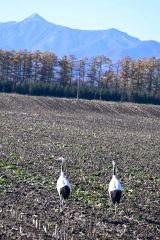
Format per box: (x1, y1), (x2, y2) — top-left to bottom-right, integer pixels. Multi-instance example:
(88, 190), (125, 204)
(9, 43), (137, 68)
(102, 218), (130, 225)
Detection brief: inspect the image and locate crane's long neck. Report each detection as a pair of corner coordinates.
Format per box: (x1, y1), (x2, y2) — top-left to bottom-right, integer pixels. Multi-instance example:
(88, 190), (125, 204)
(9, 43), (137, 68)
(112, 161), (116, 176)
(61, 159), (64, 174)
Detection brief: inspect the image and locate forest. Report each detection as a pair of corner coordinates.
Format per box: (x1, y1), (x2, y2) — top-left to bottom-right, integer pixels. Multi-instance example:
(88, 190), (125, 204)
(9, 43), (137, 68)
(0, 50), (160, 104)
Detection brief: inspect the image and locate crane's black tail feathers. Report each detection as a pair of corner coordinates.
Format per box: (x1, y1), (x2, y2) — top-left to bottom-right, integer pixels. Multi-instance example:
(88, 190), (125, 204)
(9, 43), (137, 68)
(110, 190), (122, 204)
(60, 186), (70, 200)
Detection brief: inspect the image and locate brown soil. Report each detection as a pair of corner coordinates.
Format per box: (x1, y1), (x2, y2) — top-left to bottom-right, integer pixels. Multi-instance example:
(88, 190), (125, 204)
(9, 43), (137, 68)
(0, 93), (160, 239)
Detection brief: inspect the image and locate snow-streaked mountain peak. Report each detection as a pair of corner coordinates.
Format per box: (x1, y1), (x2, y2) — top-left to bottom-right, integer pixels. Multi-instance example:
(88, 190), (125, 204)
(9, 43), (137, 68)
(0, 13), (160, 61)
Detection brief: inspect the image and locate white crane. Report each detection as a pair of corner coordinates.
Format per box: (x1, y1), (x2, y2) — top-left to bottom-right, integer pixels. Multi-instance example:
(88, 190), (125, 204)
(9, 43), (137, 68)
(108, 161), (122, 214)
(57, 157), (71, 210)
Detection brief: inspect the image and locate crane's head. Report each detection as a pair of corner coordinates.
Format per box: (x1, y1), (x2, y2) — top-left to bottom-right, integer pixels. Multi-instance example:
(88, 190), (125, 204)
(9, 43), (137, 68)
(58, 156), (66, 173)
(58, 156), (65, 161)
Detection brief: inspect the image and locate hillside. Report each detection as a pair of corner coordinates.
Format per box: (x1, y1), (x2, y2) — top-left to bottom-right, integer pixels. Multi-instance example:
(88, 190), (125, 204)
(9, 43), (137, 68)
(1, 13), (160, 61)
(0, 93), (160, 239)
(0, 93), (160, 118)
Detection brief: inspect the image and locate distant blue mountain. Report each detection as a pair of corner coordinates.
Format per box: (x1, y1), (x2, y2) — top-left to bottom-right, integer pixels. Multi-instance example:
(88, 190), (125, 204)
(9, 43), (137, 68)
(0, 13), (160, 61)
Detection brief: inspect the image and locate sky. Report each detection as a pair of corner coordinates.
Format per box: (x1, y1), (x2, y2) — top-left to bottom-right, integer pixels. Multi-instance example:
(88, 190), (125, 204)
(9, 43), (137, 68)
(0, 0), (160, 42)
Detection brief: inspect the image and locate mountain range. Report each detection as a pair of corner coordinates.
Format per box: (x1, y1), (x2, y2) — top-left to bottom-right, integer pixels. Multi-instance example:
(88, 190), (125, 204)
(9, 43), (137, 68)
(0, 13), (160, 61)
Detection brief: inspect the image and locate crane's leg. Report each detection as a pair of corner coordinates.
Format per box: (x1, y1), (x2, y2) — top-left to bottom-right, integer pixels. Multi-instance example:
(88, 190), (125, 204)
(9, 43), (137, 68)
(109, 194), (112, 210)
(59, 196), (62, 211)
(59, 196), (64, 212)
(115, 203), (117, 215)
(61, 199), (64, 210)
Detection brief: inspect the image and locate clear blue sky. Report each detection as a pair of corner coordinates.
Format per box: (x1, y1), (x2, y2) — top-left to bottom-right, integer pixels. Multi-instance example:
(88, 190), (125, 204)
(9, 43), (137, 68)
(0, 0), (160, 42)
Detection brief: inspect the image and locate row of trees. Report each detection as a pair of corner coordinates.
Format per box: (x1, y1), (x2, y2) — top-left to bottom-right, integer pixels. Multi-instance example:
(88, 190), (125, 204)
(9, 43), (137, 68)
(0, 50), (160, 104)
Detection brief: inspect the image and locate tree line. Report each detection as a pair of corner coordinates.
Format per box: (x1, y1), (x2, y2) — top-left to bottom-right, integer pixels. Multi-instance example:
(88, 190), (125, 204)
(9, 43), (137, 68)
(0, 50), (160, 104)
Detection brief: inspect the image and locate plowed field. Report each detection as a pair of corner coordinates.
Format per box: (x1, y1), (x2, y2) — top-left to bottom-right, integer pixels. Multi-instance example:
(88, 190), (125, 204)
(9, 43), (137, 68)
(0, 93), (160, 239)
